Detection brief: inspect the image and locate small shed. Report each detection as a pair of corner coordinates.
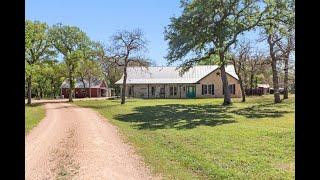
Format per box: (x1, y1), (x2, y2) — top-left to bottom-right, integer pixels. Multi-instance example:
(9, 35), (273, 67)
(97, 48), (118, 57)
(269, 87), (284, 94)
(257, 84), (270, 94)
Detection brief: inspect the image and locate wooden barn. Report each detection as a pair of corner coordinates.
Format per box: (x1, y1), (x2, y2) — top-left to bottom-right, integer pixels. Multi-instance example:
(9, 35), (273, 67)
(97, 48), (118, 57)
(61, 78), (112, 98)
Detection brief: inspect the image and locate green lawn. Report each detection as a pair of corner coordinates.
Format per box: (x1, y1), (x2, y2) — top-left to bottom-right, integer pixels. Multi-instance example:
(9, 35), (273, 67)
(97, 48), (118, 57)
(74, 95), (295, 179)
(25, 104), (46, 133)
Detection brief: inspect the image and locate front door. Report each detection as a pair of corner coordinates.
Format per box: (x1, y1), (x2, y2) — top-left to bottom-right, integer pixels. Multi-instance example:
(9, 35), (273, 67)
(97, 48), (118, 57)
(186, 86), (196, 98)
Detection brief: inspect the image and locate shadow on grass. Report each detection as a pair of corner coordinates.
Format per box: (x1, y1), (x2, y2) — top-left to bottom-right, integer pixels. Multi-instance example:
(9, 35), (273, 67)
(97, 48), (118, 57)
(25, 103), (44, 107)
(114, 104), (236, 130)
(232, 103), (293, 119)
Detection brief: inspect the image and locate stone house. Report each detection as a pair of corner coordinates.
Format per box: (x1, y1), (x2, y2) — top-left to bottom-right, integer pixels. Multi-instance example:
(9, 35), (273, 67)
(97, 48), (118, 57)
(115, 65), (242, 99)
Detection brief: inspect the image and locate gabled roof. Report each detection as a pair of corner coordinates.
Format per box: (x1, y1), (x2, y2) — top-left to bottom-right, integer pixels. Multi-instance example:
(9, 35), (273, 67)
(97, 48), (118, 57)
(61, 78), (106, 88)
(115, 65), (238, 85)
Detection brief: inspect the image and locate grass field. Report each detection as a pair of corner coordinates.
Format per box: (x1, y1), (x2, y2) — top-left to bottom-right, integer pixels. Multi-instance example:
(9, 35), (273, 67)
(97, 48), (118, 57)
(74, 95), (295, 179)
(25, 104), (46, 133)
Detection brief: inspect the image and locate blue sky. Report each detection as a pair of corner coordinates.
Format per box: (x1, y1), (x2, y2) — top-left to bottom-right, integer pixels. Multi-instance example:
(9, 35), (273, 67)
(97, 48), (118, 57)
(26, 0), (269, 66)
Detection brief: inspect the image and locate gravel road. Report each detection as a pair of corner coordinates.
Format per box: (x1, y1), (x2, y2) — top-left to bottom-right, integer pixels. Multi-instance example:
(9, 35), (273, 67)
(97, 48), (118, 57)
(25, 103), (157, 180)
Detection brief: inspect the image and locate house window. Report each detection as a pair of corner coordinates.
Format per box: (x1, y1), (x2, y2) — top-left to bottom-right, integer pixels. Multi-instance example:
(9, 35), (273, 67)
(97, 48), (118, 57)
(151, 86), (155, 96)
(202, 85), (208, 95)
(202, 84), (214, 95)
(183, 87), (185, 91)
(207, 84), (214, 95)
(81, 89), (86, 93)
(211, 84), (215, 95)
(231, 84), (236, 94)
(202, 84), (210, 95)
(223, 84), (235, 94)
(169, 86), (177, 96)
(228, 84), (235, 94)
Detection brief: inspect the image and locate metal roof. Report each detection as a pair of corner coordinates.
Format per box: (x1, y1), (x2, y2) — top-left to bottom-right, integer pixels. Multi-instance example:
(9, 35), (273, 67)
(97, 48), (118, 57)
(61, 78), (106, 88)
(257, 84), (270, 88)
(115, 65), (238, 85)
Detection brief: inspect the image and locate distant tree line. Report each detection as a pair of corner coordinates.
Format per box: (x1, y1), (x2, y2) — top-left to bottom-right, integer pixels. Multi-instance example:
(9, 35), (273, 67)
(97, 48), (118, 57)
(25, 20), (149, 104)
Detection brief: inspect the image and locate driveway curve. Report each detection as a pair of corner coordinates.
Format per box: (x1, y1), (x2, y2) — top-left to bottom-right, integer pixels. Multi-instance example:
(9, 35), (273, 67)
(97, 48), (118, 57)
(25, 103), (157, 180)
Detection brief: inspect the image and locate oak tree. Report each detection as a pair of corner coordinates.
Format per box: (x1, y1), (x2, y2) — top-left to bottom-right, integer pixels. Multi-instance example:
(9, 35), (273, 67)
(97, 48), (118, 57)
(106, 29), (149, 104)
(25, 20), (55, 104)
(165, 0), (267, 105)
(49, 23), (90, 102)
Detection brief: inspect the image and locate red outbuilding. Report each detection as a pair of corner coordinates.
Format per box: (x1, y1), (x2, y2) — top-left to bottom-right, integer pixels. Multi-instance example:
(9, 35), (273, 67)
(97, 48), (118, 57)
(61, 78), (112, 98)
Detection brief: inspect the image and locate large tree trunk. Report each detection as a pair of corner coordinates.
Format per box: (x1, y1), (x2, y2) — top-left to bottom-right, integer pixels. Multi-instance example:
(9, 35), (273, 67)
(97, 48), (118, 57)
(255, 77), (258, 88)
(271, 60), (281, 103)
(121, 63), (128, 104)
(243, 71), (248, 97)
(220, 63), (231, 105)
(27, 75), (32, 104)
(268, 35), (281, 103)
(80, 77), (87, 97)
(51, 79), (55, 98)
(283, 55), (289, 99)
(69, 71), (74, 102)
(40, 87), (43, 99)
(89, 78), (91, 98)
(250, 71), (254, 91)
(239, 78), (246, 102)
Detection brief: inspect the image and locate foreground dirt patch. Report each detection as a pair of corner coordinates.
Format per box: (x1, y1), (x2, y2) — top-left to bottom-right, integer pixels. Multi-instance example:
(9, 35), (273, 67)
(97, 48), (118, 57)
(25, 103), (157, 179)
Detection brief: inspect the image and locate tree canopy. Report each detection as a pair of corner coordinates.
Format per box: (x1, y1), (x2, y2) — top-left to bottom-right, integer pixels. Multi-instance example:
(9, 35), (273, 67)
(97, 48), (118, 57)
(165, 0), (267, 105)
(165, 0), (266, 72)
(49, 23), (91, 102)
(25, 20), (56, 104)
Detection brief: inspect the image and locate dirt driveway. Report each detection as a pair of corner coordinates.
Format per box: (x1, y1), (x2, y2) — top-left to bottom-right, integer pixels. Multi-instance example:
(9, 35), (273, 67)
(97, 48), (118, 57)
(25, 103), (157, 180)
(25, 97), (116, 104)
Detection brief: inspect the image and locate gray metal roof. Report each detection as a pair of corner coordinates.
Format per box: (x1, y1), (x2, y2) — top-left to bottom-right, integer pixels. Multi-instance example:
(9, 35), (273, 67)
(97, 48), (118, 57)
(61, 78), (106, 88)
(115, 65), (238, 85)
(257, 84), (270, 88)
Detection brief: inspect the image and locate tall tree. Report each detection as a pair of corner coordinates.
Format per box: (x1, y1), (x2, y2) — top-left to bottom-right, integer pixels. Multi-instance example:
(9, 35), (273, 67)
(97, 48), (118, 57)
(276, 29), (295, 99)
(92, 42), (122, 96)
(165, 0), (267, 105)
(49, 23), (90, 102)
(231, 41), (252, 102)
(106, 29), (149, 104)
(248, 51), (268, 90)
(25, 20), (55, 104)
(260, 0), (294, 103)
